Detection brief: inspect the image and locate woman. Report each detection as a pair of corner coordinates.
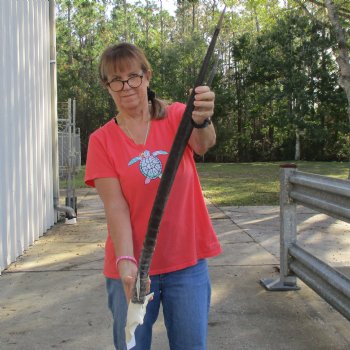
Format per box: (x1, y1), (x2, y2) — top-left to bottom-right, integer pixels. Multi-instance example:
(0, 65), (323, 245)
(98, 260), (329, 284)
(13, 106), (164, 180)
(85, 42), (222, 350)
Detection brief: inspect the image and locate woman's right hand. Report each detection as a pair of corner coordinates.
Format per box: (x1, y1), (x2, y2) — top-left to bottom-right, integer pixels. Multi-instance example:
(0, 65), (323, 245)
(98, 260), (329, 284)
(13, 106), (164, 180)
(118, 260), (152, 304)
(118, 260), (138, 304)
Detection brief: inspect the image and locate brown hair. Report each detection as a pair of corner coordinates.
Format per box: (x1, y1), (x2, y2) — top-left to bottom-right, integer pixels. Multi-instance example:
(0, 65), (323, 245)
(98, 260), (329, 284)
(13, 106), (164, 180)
(98, 43), (167, 120)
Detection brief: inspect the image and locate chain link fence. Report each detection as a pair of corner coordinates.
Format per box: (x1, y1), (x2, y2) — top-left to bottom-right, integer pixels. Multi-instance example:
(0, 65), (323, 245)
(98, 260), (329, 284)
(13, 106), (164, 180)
(58, 98), (81, 214)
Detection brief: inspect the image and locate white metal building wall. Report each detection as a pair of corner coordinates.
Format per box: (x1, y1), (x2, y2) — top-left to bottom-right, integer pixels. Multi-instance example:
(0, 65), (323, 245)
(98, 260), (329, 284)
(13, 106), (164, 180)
(0, 0), (55, 272)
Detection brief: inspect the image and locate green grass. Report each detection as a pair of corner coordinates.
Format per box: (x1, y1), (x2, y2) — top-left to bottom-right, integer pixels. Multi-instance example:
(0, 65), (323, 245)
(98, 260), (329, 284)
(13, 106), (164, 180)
(196, 161), (350, 206)
(61, 162), (350, 206)
(60, 166), (87, 189)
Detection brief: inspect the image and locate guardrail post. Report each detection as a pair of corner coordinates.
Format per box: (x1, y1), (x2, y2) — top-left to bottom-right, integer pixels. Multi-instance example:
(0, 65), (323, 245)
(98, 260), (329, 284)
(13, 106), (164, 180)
(260, 164), (300, 291)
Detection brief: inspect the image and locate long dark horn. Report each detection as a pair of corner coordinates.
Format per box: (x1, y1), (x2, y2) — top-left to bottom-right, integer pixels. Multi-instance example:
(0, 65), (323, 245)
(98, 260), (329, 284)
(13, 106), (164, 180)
(132, 7), (226, 304)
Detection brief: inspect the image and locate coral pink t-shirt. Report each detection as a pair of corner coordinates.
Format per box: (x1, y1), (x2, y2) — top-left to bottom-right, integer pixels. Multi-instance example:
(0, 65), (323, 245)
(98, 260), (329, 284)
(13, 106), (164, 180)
(85, 102), (222, 278)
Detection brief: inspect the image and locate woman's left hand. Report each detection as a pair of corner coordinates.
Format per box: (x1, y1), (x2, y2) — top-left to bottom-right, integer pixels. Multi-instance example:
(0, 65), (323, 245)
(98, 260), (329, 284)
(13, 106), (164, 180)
(192, 86), (215, 125)
(188, 85), (216, 155)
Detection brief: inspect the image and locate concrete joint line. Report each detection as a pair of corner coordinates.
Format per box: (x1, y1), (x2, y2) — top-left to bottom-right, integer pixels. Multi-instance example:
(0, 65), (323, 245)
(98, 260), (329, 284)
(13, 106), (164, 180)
(210, 201), (277, 259)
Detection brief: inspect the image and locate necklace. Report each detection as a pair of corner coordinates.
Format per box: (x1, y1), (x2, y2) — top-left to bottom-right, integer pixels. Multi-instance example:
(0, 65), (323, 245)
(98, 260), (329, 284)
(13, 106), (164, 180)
(117, 115), (150, 145)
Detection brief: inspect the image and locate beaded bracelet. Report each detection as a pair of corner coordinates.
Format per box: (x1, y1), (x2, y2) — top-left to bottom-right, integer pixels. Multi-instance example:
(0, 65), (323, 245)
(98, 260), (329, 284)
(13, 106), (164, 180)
(116, 255), (137, 266)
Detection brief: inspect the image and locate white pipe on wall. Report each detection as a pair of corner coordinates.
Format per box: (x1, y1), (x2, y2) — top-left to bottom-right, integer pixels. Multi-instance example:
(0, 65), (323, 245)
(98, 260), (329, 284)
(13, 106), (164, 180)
(49, 0), (60, 223)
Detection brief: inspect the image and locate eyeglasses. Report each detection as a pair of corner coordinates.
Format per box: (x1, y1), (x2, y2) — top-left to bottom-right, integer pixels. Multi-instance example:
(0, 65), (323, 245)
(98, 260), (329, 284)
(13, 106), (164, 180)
(107, 74), (143, 92)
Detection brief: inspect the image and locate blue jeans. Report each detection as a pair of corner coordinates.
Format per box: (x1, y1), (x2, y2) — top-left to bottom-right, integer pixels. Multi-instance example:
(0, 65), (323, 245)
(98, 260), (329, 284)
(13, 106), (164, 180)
(106, 259), (211, 350)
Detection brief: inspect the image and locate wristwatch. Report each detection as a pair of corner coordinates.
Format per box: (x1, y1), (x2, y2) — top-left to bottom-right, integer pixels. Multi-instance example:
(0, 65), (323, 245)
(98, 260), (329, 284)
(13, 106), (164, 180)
(191, 117), (212, 129)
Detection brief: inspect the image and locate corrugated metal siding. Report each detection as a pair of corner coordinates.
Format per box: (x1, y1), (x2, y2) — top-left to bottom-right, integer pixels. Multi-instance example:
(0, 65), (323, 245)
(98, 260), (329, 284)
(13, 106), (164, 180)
(0, 0), (54, 272)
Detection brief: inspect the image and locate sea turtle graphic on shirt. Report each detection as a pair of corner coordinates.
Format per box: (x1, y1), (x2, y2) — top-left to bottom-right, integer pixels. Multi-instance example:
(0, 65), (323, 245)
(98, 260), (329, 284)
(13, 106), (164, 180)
(128, 150), (168, 184)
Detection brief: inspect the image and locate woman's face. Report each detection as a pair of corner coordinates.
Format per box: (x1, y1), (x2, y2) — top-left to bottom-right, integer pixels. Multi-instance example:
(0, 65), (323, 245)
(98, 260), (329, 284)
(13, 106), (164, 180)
(106, 59), (151, 113)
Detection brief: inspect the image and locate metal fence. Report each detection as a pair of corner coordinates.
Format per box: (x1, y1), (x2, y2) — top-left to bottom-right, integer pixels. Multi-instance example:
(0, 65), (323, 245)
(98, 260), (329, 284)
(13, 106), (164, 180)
(0, 0), (54, 272)
(58, 98), (81, 178)
(58, 98), (81, 214)
(261, 165), (350, 321)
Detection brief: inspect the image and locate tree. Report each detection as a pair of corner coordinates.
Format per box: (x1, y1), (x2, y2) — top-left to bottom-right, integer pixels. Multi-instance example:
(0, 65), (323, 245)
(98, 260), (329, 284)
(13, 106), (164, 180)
(291, 0), (350, 165)
(324, 0), (350, 123)
(54, 0), (350, 163)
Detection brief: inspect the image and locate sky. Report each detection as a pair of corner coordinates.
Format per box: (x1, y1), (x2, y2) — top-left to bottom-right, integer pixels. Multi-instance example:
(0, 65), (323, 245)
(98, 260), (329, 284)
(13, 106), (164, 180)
(131, 1), (228, 17)
(160, 0), (177, 15)
(130, 0), (177, 16)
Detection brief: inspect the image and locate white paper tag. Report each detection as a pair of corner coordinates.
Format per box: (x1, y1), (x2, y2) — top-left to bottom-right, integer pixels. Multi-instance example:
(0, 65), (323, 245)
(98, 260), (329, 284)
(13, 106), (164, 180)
(125, 292), (154, 349)
(136, 275), (140, 299)
(126, 335), (136, 350)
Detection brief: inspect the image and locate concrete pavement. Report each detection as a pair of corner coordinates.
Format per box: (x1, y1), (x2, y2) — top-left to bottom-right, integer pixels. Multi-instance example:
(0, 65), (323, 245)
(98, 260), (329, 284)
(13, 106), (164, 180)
(1, 188), (350, 349)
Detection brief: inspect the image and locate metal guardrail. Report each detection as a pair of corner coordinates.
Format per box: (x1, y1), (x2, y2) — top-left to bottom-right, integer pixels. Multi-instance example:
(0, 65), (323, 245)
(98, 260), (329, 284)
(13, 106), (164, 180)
(261, 164), (350, 321)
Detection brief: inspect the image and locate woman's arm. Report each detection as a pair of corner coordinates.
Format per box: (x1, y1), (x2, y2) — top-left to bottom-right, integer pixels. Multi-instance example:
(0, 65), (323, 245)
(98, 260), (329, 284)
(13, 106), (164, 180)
(189, 85), (216, 156)
(95, 177), (137, 302)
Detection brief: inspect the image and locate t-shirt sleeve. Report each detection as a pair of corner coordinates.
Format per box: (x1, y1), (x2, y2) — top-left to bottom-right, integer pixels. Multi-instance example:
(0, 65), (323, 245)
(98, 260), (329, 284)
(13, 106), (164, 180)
(84, 132), (118, 187)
